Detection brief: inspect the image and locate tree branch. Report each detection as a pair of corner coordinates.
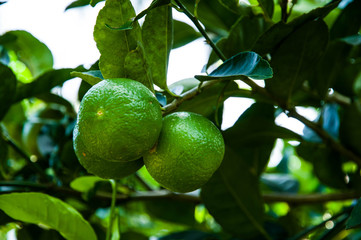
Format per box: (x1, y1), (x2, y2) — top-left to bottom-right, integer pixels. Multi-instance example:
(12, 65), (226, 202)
(1, 181), (360, 205)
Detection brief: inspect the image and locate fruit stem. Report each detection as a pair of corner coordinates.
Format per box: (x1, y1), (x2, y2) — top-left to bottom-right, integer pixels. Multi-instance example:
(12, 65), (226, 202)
(106, 179), (118, 240)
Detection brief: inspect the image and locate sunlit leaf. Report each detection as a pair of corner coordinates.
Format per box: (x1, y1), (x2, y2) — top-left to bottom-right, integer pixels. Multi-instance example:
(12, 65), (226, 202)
(0, 30), (53, 78)
(0, 192), (97, 240)
(0, 63), (16, 120)
(70, 176), (105, 192)
(197, 51), (272, 81)
(142, 5), (172, 91)
(124, 43), (154, 91)
(71, 70), (103, 86)
(93, 0), (141, 78)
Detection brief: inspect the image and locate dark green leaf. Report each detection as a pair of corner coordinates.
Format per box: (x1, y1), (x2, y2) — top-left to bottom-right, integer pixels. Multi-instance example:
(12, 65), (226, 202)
(159, 230), (218, 240)
(207, 15), (270, 67)
(142, 5), (172, 91)
(133, 0), (170, 23)
(224, 103), (300, 175)
(253, 0), (340, 55)
(172, 20), (201, 49)
(197, 51), (273, 81)
(0, 129), (8, 165)
(144, 199), (196, 226)
(266, 19), (328, 102)
(90, 0), (104, 7)
(340, 103), (361, 157)
(257, 0), (274, 19)
(201, 146), (269, 239)
(93, 0), (141, 78)
(124, 43), (154, 91)
(308, 41), (351, 98)
(346, 199), (361, 229)
(121, 231), (148, 240)
(181, 0), (246, 36)
(176, 80), (239, 117)
(0, 192), (97, 240)
(297, 142), (347, 189)
(14, 68), (74, 102)
(65, 0), (89, 10)
(330, 0), (361, 40)
(0, 63), (16, 120)
(71, 70), (103, 86)
(1, 30), (53, 78)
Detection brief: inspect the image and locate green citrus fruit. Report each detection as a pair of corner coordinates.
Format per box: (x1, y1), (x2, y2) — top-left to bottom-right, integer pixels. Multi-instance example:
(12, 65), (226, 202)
(143, 112), (225, 193)
(75, 78), (162, 162)
(73, 125), (143, 179)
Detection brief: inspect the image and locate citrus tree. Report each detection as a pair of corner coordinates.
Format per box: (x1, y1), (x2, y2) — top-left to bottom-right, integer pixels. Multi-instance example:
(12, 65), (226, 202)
(1, 0), (361, 239)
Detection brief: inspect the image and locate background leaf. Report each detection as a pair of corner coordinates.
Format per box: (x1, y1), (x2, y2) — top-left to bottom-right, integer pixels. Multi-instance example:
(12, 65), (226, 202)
(0, 30), (53, 78)
(0, 63), (16, 120)
(0, 192), (97, 240)
(14, 68), (75, 102)
(142, 5), (172, 91)
(93, 0), (141, 78)
(346, 199), (361, 229)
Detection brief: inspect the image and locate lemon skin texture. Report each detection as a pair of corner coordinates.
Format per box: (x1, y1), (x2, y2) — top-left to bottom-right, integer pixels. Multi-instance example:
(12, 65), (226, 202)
(144, 112), (225, 193)
(76, 78), (162, 162)
(73, 125), (143, 179)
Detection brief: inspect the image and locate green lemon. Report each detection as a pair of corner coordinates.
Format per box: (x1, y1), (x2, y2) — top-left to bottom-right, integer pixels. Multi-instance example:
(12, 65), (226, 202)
(75, 78), (162, 162)
(144, 112), (225, 193)
(73, 124), (143, 179)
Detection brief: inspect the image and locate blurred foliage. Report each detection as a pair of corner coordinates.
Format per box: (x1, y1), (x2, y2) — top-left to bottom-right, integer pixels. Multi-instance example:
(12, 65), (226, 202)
(1, 0), (361, 239)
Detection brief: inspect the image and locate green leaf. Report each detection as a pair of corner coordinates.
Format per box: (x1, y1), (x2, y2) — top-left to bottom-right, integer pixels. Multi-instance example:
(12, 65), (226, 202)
(257, 0), (274, 19)
(124, 43), (154, 91)
(71, 70), (103, 86)
(142, 5), (172, 91)
(0, 63), (16, 120)
(93, 0), (141, 79)
(65, 0), (90, 10)
(181, 0), (245, 36)
(14, 68), (75, 102)
(266, 19), (328, 102)
(297, 142), (347, 189)
(330, 0), (361, 40)
(196, 51), (273, 81)
(340, 35), (361, 46)
(172, 20), (201, 49)
(159, 230), (218, 240)
(0, 192), (97, 240)
(0, 30), (53, 78)
(346, 199), (361, 229)
(253, 0), (340, 55)
(207, 15), (270, 67)
(70, 176), (105, 192)
(0, 128), (8, 164)
(176, 80), (239, 117)
(144, 199), (196, 226)
(201, 146), (269, 239)
(340, 103), (361, 157)
(223, 103), (300, 175)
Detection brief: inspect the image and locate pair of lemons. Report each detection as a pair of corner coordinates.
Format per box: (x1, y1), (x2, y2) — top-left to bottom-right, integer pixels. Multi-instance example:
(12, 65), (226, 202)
(73, 78), (225, 193)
